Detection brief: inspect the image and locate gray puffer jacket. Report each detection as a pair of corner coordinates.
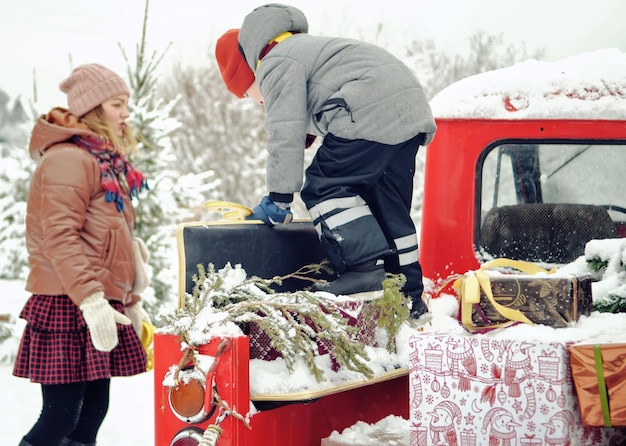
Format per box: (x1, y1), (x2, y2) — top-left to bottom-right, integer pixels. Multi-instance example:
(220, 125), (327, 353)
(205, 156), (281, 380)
(239, 3), (437, 196)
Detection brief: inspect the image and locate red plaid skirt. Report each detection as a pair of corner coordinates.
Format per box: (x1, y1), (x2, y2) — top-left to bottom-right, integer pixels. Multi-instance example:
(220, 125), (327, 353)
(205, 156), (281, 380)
(13, 295), (147, 384)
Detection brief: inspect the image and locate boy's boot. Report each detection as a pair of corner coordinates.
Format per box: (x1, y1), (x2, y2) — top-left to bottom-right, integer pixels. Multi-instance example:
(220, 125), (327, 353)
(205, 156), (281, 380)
(312, 260), (385, 298)
(409, 294), (429, 319)
(60, 438), (96, 446)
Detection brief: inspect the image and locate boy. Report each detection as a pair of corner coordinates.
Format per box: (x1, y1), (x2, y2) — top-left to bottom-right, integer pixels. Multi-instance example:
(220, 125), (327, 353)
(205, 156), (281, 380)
(215, 4), (436, 318)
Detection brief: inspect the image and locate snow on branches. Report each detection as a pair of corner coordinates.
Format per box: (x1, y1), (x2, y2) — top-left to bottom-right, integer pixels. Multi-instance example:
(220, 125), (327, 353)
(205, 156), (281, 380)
(160, 262), (410, 382)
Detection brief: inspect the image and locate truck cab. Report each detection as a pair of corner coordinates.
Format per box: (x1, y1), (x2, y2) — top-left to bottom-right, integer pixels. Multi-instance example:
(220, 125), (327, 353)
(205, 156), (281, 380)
(420, 48), (626, 285)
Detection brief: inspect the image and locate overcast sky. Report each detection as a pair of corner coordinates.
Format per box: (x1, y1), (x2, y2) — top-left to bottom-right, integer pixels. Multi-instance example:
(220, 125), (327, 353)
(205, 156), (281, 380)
(2, 0), (626, 108)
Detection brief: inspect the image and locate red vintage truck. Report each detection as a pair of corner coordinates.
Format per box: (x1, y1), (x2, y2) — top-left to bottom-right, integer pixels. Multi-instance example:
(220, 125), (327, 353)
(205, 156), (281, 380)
(153, 49), (626, 446)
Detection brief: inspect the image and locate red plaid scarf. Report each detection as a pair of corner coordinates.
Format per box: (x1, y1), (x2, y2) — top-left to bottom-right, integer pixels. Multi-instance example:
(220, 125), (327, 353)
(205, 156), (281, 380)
(72, 135), (148, 212)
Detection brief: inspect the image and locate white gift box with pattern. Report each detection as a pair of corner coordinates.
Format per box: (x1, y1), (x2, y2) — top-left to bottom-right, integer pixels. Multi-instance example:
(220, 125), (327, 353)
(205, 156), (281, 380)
(408, 333), (626, 446)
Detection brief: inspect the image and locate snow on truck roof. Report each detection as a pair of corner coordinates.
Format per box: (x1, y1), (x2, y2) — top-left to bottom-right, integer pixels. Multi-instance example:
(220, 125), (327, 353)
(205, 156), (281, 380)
(429, 48), (626, 120)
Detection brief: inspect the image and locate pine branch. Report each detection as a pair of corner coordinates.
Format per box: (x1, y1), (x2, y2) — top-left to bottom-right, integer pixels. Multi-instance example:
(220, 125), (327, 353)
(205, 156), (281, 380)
(367, 273), (411, 351)
(586, 257), (609, 273)
(593, 293), (626, 313)
(264, 260), (335, 284)
(162, 263), (378, 382)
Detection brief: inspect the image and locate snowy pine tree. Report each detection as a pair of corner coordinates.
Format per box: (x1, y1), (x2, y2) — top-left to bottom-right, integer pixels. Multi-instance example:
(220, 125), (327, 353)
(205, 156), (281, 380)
(0, 96), (31, 280)
(119, 1), (219, 320)
(586, 253), (626, 314)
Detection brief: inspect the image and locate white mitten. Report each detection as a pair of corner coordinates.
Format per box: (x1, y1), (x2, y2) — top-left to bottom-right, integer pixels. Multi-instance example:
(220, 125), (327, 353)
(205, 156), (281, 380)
(80, 291), (131, 352)
(125, 302), (151, 338)
(134, 237), (150, 262)
(132, 237), (151, 295)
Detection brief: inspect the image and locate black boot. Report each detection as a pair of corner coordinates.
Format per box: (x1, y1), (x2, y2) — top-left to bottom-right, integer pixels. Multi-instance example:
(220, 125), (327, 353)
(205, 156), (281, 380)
(18, 439), (34, 446)
(312, 261), (385, 298)
(409, 295), (429, 319)
(60, 438), (96, 446)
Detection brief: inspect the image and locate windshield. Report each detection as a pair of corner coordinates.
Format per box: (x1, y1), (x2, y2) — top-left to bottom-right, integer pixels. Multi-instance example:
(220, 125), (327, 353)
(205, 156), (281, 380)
(477, 142), (626, 264)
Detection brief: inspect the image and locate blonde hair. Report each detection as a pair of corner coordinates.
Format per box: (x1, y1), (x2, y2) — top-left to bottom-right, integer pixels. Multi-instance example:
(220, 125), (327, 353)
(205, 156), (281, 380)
(81, 105), (138, 156)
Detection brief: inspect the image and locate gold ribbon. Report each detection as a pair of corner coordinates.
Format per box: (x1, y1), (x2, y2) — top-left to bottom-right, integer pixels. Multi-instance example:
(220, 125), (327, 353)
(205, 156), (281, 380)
(454, 258), (557, 331)
(141, 320), (155, 372)
(203, 201), (253, 221)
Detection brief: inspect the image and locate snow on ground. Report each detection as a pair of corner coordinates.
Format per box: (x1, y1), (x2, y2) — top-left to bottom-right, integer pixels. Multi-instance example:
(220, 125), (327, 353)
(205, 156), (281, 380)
(0, 364), (155, 445)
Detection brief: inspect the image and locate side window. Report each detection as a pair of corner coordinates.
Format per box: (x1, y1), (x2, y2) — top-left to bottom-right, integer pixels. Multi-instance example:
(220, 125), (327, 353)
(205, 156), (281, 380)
(480, 144), (541, 217)
(477, 142), (626, 264)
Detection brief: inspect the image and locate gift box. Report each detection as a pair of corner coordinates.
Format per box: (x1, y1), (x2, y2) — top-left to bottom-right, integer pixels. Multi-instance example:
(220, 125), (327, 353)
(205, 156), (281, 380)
(457, 267), (593, 330)
(408, 333), (626, 446)
(569, 342), (626, 427)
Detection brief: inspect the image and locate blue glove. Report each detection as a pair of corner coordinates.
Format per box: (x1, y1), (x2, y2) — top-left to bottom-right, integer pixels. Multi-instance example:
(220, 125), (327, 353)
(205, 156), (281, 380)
(247, 196), (293, 226)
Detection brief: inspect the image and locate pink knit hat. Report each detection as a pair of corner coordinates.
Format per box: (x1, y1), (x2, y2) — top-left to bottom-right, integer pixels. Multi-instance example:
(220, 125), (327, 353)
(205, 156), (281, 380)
(59, 64), (130, 117)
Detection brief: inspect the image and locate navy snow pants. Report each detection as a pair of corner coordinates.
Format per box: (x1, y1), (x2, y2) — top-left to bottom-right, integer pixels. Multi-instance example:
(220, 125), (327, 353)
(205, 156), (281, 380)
(301, 132), (425, 298)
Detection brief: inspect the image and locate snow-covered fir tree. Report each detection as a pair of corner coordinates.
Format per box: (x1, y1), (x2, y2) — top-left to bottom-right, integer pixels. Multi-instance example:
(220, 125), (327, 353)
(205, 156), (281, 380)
(0, 95), (31, 280)
(119, 1), (219, 320)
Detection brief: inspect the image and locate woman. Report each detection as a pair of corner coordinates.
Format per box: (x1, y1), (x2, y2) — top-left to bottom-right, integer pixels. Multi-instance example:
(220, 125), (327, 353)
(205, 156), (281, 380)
(13, 63), (151, 446)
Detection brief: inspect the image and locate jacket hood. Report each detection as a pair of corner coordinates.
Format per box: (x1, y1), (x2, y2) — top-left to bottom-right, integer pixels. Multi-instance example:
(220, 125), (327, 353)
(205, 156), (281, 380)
(239, 3), (308, 72)
(28, 107), (95, 161)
